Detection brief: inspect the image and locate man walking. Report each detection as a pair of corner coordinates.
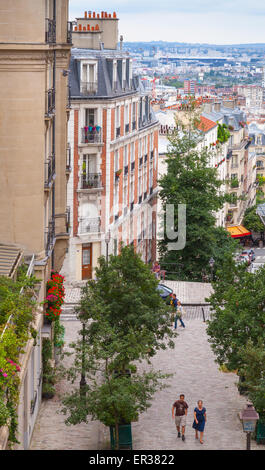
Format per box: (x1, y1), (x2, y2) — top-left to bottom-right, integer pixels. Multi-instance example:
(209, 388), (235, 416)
(172, 394), (189, 441)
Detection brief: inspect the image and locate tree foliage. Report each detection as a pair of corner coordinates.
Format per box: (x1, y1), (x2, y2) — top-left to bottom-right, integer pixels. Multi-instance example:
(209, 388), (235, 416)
(206, 261), (265, 418)
(60, 246), (174, 447)
(158, 123), (236, 281)
(243, 205), (264, 234)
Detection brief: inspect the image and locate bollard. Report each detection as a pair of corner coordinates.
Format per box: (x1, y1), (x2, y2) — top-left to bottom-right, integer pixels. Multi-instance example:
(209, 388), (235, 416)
(202, 307), (206, 322)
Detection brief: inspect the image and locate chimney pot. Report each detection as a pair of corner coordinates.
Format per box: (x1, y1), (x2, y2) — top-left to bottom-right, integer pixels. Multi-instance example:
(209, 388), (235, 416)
(105, 12), (108, 18)
(83, 26), (86, 31)
(95, 24), (99, 31)
(74, 26), (77, 31)
(93, 12), (96, 18)
(91, 26), (94, 31)
(89, 12), (91, 18)
(87, 24), (90, 31)
(78, 24), (82, 31)
(113, 12), (117, 18)
(84, 11), (87, 18)
(101, 11), (104, 18)
(109, 14), (111, 18)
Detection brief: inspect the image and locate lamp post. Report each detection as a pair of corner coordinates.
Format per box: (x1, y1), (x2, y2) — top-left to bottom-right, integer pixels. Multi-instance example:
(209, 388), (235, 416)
(105, 229), (111, 266)
(240, 403), (259, 450)
(209, 257), (215, 282)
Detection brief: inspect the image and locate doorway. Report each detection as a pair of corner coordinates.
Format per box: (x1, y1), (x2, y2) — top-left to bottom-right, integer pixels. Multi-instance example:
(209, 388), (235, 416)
(82, 243), (92, 279)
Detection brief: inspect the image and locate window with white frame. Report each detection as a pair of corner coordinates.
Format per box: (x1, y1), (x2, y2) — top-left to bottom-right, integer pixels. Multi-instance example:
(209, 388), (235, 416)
(113, 60), (117, 90)
(116, 106), (120, 136)
(122, 60), (126, 89)
(81, 62), (97, 94)
(114, 149), (119, 173)
(131, 142), (135, 163)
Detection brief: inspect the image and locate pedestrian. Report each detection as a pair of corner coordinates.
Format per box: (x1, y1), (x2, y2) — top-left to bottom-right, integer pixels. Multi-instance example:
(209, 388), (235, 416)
(174, 300), (185, 329)
(170, 294), (178, 326)
(152, 261), (161, 280)
(172, 394), (188, 441)
(192, 400), (207, 444)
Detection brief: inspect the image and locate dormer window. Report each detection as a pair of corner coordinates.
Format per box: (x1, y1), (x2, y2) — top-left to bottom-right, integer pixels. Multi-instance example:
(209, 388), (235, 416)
(81, 61), (97, 95)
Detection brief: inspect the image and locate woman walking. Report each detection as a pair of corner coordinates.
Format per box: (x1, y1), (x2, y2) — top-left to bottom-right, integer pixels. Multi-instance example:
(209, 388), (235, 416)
(174, 300), (185, 329)
(192, 400), (206, 444)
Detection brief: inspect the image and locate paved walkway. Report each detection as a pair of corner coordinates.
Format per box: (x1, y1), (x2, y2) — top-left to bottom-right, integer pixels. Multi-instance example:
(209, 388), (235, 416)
(30, 321), (103, 450)
(132, 319), (264, 450)
(30, 315), (265, 450)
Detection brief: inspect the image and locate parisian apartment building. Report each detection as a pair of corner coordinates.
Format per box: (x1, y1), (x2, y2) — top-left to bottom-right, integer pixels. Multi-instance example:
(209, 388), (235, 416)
(66, 11), (159, 281)
(0, 0), (71, 449)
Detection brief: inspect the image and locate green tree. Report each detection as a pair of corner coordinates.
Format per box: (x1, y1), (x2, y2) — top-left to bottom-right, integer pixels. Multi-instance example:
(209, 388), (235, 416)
(243, 206), (264, 234)
(60, 246), (174, 448)
(206, 263), (265, 372)
(158, 121), (235, 281)
(239, 339), (265, 421)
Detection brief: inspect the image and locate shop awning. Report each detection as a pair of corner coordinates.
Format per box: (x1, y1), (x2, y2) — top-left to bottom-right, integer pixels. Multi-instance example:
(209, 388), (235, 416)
(226, 225), (251, 238)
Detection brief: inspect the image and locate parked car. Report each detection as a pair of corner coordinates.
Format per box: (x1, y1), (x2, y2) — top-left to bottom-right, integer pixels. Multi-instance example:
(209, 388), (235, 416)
(156, 283), (173, 302)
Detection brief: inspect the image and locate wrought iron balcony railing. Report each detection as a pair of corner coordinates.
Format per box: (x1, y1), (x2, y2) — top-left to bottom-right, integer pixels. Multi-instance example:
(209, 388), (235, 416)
(79, 217), (101, 234)
(81, 173), (102, 189)
(80, 81), (97, 95)
(45, 218), (55, 255)
(81, 127), (102, 144)
(45, 18), (56, 43)
(44, 154), (55, 188)
(46, 88), (55, 116)
(67, 21), (72, 44)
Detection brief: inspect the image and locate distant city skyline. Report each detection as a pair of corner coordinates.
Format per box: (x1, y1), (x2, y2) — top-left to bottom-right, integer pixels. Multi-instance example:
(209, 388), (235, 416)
(69, 0), (265, 45)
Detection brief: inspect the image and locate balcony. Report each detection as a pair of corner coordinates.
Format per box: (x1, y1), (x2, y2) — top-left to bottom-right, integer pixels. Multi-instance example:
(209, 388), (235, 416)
(44, 154), (55, 189)
(81, 127), (102, 144)
(81, 173), (102, 190)
(79, 217), (101, 234)
(45, 88), (55, 116)
(66, 207), (70, 234)
(67, 21), (72, 44)
(80, 81), (97, 95)
(45, 18), (56, 44)
(45, 218), (55, 255)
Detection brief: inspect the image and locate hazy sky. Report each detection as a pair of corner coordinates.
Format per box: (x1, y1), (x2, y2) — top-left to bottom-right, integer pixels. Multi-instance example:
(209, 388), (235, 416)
(69, 1), (265, 44)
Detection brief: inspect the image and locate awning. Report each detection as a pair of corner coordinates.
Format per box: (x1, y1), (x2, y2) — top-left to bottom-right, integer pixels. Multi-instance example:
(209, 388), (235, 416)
(226, 225), (251, 238)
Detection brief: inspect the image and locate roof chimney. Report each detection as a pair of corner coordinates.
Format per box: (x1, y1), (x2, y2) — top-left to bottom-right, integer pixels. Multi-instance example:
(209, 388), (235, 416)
(84, 11), (87, 18)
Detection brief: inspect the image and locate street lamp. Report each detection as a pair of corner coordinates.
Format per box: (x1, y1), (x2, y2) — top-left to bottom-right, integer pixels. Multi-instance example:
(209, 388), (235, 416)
(240, 403), (259, 450)
(209, 257), (215, 281)
(105, 229), (111, 266)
